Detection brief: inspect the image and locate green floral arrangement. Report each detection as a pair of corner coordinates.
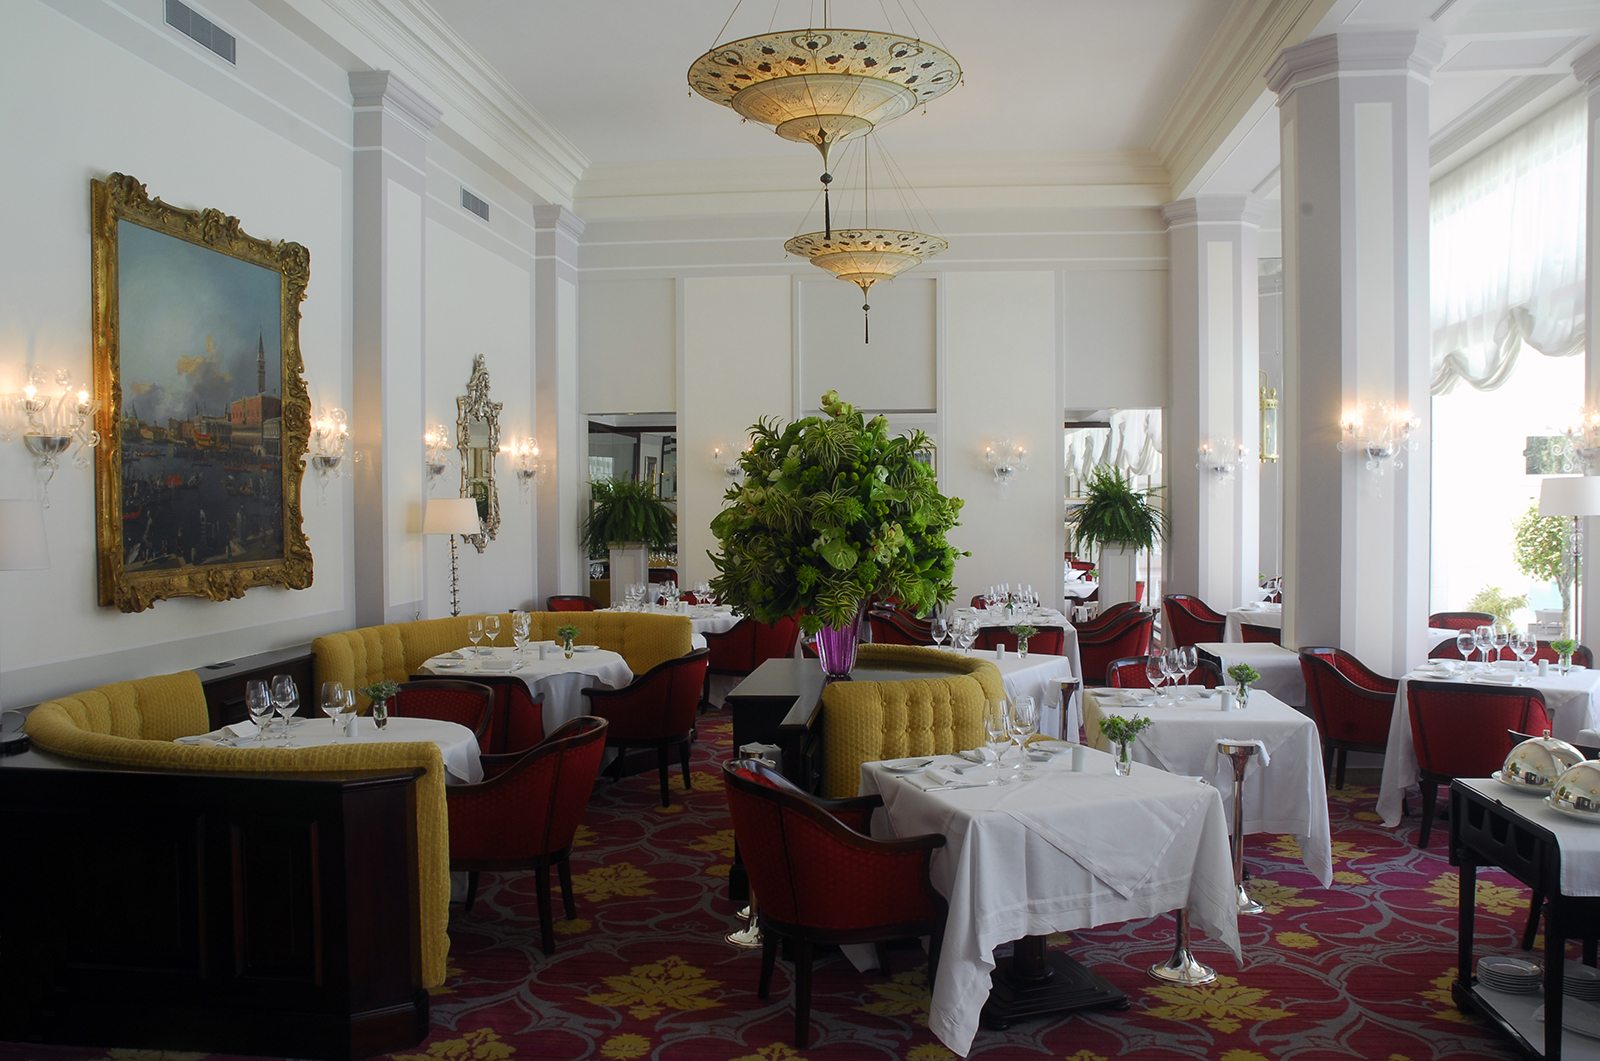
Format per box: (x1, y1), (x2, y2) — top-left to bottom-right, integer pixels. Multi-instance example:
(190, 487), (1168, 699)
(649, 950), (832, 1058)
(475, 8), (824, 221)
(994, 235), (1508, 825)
(1099, 713), (1154, 745)
(709, 390), (965, 632)
(359, 680), (399, 703)
(555, 625), (580, 645)
(1551, 638), (1578, 657)
(1069, 467), (1169, 553)
(1227, 663), (1261, 689)
(582, 477), (676, 555)
(1011, 624), (1038, 640)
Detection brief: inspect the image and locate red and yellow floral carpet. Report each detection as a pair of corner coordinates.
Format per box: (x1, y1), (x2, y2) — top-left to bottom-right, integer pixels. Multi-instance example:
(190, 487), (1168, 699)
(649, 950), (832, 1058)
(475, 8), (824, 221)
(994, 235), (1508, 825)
(16, 716), (1543, 1059)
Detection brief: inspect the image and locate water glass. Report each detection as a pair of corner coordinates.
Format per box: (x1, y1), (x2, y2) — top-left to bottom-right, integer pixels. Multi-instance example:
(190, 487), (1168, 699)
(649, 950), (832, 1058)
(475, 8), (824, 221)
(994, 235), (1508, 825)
(244, 679), (273, 741)
(1145, 655), (1166, 694)
(1514, 632), (1537, 679)
(1490, 624), (1510, 667)
(1455, 629), (1476, 665)
(320, 681), (346, 732)
(930, 614), (949, 649)
(467, 617), (485, 654)
(1179, 646), (1199, 686)
(983, 698), (1011, 780)
(483, 614), (501, 647)
(512, 611), (531, 654)
(1473, 625), (1493, 667)
(1009, 696), (1038, 775)
(270, 673), (299, 742)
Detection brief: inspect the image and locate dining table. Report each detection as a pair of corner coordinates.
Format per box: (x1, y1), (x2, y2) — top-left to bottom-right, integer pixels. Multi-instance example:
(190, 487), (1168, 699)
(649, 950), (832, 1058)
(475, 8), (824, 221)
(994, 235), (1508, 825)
(1195, 642), (1306, 707)
(1083, 686), (1333, 886)
(952, 606), (1082, 679)
(419, 645), (635, 732)
(1223, 602), (1282, 642)
(177, 715), (485, 784)
(598, 602), (741, 639)
(858, 745), (1240, 1056)
(1375, 660), (1600, 828)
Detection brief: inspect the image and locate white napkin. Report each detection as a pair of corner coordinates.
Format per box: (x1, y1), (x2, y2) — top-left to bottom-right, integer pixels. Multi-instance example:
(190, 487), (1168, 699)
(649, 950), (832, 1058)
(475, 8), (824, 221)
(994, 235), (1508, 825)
(903, 764), (992, 791)
(1474, 672), (1521, 686)
(1208, 737), (1271, 775)
(225, 720), (259, 739)
(476, 659), (518, 672)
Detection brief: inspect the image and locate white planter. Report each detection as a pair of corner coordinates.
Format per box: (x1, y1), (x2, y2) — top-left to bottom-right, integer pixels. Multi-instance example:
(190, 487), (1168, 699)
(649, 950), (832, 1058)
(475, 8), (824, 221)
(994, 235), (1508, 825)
(1097, 543), (1141, 606)
(608, 542), (649, 594)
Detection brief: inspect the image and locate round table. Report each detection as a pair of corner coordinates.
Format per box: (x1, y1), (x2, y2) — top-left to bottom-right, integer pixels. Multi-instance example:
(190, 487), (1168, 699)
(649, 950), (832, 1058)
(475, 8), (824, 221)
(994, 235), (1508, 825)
(422, 646), (635, 732)
(181, 716), (484, 784)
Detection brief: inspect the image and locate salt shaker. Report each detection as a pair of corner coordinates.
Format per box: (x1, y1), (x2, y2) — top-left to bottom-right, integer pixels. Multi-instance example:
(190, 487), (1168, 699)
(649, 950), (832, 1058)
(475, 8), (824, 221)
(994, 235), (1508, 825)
(1538, 658), (1550, 676)
(1217, 688), (1233, 711)
(994, 644), (1005, 661)
(1070, 744), (1087, 772)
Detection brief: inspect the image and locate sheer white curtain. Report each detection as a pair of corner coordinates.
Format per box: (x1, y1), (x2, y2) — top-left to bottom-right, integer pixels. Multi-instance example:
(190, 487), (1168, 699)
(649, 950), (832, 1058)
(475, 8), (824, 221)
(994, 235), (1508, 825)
(1431, 94), (1587, 394)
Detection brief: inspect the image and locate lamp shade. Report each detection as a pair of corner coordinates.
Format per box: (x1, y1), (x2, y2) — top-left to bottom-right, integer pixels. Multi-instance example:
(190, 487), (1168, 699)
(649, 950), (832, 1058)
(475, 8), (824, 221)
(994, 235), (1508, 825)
(423, 497), (481, 536)
(0, 498), (48, 570)
(1539, 476), (1600, 517)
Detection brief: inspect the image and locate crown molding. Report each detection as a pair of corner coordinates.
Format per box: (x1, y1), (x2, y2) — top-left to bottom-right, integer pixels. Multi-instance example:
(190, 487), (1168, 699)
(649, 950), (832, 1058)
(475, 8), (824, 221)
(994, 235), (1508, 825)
(348, 70), (442, 135)
(1264, 27), (1446, 96)
(282, 0), (588, 206)
(1153, 0), (1337, 200)
(1161, 195), (1267, 228)
(1574, 40), (1600, 86)
(1429, 75), (1573, 179)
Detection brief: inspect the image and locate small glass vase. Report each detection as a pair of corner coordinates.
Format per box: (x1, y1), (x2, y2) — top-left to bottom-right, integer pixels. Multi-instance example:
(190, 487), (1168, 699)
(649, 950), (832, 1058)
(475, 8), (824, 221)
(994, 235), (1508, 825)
(1559, 653), (1573, 675)
(1017, 637), (1030, 659)
(1235, 683), (1251, 708)
(371, 697), (389, 730)
(563, 640), (575, 660)
(815, 606), (864, 679)
(1113, 739), (1133, 776)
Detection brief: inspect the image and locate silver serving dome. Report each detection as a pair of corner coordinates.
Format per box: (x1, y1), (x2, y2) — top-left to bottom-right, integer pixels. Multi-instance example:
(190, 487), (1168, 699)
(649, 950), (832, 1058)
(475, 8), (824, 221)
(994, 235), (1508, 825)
(1501, 734), (1585, 791)
(1549, 760), (1600, 819)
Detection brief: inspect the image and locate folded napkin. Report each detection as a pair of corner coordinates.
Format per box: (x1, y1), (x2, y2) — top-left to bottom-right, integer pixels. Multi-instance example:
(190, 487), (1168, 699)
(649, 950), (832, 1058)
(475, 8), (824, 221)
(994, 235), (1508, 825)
(1207, 737), (1272, 776)
(1475, 671), (1521, 686)
(903, 764), (993, 791)
(225, 720), (259, 739)
(476, 659), (518, 673)
(175, 734), (222, 746)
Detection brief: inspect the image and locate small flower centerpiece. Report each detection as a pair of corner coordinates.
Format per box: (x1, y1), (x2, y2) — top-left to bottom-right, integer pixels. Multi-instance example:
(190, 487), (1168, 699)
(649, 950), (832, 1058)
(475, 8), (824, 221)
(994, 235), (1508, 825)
(556, 624), (580, 660)
(359, 680), (400, 729)
(709, 390), (965, 679)
(1099, 712), (1154, 776)
(1551, 638), (1578, 674)
(1011, 624), (1038, 658)
(1226, 663), (1261, 707)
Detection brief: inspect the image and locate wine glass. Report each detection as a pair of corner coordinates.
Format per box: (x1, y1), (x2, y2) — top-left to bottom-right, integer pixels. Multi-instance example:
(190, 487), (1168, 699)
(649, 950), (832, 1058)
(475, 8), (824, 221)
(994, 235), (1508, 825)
(512, 611), (531, 655)
(1145, 654), (1167, 697)
(1514, 631), (1538, 680)
(483, 614), (501, 649)
(1490, 624), (1510, 668)
(1473, 625), (1493, 668)
(1179, 646), (1198, 687)
(244, 679), (273, 742)
(320, 681), (346, 732)
(270, 674), (298, 742)
(1455, 629), (1476, 667)
(1008, 696), (1038, 776)
(983, 698), (1011, 781)
(1161, 649), (1184, 693)
(467, 617), (485, 655)
(956, 618), (979, 655)
(930, 614), (950, 649)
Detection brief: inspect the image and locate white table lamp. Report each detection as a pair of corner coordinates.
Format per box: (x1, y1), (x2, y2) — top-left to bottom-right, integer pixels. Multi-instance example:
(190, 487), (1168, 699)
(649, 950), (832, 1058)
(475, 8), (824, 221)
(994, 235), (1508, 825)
(423, 497), (481, 617)
(1538, 476), (1600, 641)
(0, 499), (49, 754)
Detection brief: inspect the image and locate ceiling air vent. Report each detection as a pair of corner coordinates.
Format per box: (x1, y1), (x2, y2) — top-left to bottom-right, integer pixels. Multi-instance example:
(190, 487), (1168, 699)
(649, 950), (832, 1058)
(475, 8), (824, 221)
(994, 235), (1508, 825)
(165, 0), (236, 64)
(461, 188), (490, 222)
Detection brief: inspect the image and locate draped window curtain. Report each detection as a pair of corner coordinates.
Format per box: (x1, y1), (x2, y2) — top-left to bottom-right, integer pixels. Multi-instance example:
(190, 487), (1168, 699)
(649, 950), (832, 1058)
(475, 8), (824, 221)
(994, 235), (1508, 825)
(1430, 94), (1587, 394)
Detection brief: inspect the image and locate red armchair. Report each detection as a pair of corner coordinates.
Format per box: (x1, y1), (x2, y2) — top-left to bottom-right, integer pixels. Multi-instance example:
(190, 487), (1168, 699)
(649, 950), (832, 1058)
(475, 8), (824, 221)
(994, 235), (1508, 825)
(702, 615), (801, 708)
(1428, 610), (1495, 630)
(1078, 612), (1155, 687)
(1298, 647), (1398, 791)
(547, 595), (599, 611)
(1239, 623), (1282, 645)
(722, 757), (947, 1049)
(582, 649), (710, 806)
(389, 680), (493, 750)
(446, 715), (609, 953)
(1162, 594), (1225, 649)
(1407, 682), (1549, 848)
(1429, 639), (1594, 667)
(1106, 655), (1221, 689)
(1071, 601), (1142, 633)
(974, 625), (1066, 655)
(408, 673), (544, 754)
(867, 609), (933, 646)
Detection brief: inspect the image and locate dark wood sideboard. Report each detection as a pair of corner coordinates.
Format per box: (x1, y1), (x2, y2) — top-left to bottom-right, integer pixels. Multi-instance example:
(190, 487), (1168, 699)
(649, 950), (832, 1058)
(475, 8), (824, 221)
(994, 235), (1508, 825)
(197, 644), (315, 730)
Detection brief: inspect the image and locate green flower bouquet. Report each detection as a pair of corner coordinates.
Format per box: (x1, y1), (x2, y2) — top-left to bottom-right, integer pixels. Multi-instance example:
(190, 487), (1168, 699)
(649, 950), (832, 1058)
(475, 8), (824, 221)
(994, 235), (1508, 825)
(1551, 637), (1578, 674)
(1098, 713), (1154, 776)
(556, 624), (580, 659)
(359, 680), (399, 728)
(1011, 624), (1038, 657)
(1227, 663), (1261, 705)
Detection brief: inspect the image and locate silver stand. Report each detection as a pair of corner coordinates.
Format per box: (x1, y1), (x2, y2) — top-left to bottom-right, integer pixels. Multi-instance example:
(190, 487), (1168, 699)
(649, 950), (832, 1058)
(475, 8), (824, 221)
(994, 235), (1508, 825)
(1149, 910), (1216, 985)
(1220, 741), (1265, 915)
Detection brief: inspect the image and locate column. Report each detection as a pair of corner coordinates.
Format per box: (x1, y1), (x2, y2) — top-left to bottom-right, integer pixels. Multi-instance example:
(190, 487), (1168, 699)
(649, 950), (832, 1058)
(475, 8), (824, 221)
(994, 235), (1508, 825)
(1573, 45), (1600, 644)
(533, 205), (585, 603)
(1267, 30), (1441, 674)
(349, 71), (441, 625)
(1258, 262), (1285, 578)
(1163, 196), (1264, 613)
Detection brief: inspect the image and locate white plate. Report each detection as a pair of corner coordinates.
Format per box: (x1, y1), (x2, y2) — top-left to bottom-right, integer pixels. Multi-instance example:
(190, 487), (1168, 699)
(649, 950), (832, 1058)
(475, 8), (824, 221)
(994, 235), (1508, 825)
(1492, 770), (1551, 793)
(477, 660), (518, 672)
(432, 659), (466, 670)
(573, 644), (599, 653)
(882, 757), (936, 773)
(1546, 796), (1600, 824)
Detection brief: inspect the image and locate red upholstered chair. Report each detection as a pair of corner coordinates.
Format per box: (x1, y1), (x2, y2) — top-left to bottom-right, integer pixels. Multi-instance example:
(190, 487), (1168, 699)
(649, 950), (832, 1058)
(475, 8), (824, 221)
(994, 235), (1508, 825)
(974, 625), (1066, 655)
(409, 672), (547, 755)
(1134, 580), (1146, 605)
(969, 595), (988, 609)
(1078, 612), (1155, 687)
(446, 715), (608, 953)
(582, 649), (709, 807)
(1239, 623), (1282, 645)
(1429, 610), (1495, 630)
(389, 680), (493, 750)
(648, 568), (677, 584)
(1163, 594), (1226, 648)
(1407, 682), (1549, 848)
(722, 757), (947, 1049)
(1298, 647), (1399, 791)
(702, 615), (801, 708)
(1069, 559), (1095, 574)
(1428, 639), (1595, 667)
(547, 595), (598, 612)
(1071, 601), (1142, 633)
(1106, 655), (1221, 689)
(867, 609), (933, 646)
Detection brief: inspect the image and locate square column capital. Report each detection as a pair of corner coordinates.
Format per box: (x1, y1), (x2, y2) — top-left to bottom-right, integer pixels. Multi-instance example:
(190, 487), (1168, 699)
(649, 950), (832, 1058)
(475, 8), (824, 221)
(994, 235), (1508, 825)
(1266, 28), (1444, 100)
(348, 71), (442, 138)
(1162, 196), (1268, 230)
(1574, 42), (1600, 89)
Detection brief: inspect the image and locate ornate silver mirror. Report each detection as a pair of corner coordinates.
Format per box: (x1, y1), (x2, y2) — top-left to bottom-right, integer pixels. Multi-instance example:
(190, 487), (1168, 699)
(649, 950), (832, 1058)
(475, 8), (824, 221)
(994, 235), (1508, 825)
(457, 354), (502, 553)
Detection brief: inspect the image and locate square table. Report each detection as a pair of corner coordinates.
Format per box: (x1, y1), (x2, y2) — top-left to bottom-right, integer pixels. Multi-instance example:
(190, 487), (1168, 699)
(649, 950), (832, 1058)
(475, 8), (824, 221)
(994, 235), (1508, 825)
(420, 645), (634, 732)
(859, 749), (1240, 1056)
(1083, 687), (1332, 885)
(1195, 642), (1306, 707)
(1376, 664), (1600, 828)
(1224, 603), (1281, 642)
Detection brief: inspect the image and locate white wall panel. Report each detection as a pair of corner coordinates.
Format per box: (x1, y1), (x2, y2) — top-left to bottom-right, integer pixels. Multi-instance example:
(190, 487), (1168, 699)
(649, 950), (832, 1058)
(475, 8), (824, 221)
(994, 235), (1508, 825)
(799, 278), (935, 413)
(580, 279), (675, 414)
(1062, 270), (1168, 409)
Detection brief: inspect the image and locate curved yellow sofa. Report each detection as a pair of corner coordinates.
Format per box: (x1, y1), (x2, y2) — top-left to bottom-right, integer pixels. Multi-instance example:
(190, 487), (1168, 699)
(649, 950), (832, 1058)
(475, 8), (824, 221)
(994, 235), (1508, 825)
(819, 644), (1005, 797)
(313, 611), (694, 704)
(23, 670), (452, 988)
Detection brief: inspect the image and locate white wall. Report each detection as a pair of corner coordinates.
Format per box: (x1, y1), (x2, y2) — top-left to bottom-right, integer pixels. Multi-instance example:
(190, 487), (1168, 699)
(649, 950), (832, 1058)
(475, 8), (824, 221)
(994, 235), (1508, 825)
(580, 278), (675, 414)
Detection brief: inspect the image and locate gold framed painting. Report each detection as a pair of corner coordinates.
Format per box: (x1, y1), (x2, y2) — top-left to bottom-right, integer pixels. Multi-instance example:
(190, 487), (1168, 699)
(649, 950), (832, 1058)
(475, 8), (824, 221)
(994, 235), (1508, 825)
(91, 173), (313, 612)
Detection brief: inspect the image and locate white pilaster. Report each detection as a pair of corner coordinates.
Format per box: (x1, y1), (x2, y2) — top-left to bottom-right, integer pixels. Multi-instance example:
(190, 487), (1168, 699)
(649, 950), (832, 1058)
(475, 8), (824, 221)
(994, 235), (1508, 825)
(1267, 30), (1440, 674)
(1258, 262), (1285, 578)
(533, 205), (585, 602)
(1163, 196), (1264, 614)
(1573, 45), (1600, 645)
(349, 71), (441, 625)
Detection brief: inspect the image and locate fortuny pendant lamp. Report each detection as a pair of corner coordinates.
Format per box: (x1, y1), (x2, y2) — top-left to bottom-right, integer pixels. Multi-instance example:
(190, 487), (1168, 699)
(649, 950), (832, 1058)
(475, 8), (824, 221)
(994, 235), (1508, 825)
(688, 2), (961, 238)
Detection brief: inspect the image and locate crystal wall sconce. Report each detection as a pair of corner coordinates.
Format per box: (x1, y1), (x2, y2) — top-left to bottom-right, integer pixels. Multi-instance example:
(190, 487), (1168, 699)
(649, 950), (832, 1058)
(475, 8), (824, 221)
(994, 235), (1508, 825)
(985, 439), (1027, 487)
(1567, 410), (1600, 472)
(507, 437), (543, 499)
(1338, 402), (1419, 474)
(0, 368), (100, 506)
(712, 444), (746, 482)
(424, 422), (451, 491)
(1196, 439), (1248, 479)
(306, 406), (352, 502)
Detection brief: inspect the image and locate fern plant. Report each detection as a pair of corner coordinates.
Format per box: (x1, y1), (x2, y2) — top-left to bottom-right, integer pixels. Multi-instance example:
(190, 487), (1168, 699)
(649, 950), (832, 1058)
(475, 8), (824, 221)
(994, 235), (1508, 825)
(582, 477), (676, 554)
(708, 390), (965, 633)
(1069, 467), (1169, 553)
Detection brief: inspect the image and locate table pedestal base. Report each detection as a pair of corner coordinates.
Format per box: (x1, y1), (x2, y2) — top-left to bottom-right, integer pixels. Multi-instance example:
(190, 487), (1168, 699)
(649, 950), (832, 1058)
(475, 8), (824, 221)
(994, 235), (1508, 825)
(979, 936), (1128, 1030)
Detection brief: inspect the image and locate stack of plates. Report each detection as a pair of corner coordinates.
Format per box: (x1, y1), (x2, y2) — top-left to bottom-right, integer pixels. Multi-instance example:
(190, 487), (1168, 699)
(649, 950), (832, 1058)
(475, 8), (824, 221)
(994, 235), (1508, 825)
(1565, 961), (1600, 1001)
(1477, 955), (1542, 993)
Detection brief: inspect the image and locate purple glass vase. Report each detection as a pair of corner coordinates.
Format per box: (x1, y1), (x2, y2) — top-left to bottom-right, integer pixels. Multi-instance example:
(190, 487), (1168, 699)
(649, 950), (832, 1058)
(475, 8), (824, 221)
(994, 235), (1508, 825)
(814, 607), (864, 679)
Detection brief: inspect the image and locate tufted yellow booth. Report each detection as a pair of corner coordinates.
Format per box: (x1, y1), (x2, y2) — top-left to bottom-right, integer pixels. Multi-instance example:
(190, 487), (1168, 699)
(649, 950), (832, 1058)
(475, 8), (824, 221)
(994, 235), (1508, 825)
(312, 612), (694, 706)
(23, 670), (452, 989)
(819, 644), (1005, 797)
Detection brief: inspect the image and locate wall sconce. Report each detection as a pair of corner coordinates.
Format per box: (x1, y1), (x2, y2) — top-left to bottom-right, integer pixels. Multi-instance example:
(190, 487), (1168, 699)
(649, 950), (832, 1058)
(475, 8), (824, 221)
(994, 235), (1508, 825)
(306, 406), (351, 502)
(0, 368), (100, 507)
(712, 444), (746, 482)
(985, 439), (1028, 486)
(424, 422), (451, 490)
(506, 437), (543, 499)
(1258, 371), (1279, 463)
(1196, 439), (1248, 479)
(1338, 402), (1419, 474)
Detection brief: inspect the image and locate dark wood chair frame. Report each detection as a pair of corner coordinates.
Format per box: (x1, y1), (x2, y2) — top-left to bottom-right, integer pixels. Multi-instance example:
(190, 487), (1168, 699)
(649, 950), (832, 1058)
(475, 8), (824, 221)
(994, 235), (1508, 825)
(584, 649), (709, 807)
(1298, 647), (1399, 791)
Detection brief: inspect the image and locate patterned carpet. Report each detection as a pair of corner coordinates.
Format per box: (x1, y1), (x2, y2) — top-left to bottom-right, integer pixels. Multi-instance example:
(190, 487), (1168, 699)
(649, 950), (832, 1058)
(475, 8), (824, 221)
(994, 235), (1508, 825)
(10, 715), (1548, 1060)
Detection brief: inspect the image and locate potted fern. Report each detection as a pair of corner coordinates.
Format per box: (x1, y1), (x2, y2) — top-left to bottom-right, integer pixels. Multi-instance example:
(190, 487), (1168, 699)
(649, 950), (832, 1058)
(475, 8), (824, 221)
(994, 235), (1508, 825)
(583, 477), (676, 597)
(1068, 468), (1168, 606)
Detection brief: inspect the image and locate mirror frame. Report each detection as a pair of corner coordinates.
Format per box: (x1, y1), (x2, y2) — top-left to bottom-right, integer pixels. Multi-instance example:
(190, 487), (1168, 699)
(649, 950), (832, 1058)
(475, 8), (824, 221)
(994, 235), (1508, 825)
(456, 353), (502, 553)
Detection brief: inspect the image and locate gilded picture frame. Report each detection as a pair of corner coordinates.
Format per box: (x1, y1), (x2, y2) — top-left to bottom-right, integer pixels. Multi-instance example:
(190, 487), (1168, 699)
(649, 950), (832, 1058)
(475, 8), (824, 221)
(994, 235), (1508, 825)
(91, 173), (313, 612)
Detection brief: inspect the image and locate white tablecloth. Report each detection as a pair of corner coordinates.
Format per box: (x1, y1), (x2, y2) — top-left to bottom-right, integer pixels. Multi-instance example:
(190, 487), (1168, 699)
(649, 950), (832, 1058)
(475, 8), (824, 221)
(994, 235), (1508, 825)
(942, 618), (1084, 739)
(859, 750), (1240, 1056)
(1224, 603), (1282, 642)
(1376, 664), (1600, 828)
(421, 646), (634, 732)
(1084, 687), (1332, 886)
(599, 603), (741, 638)
(1455, 778), (1600, 896)
(179, 716), (484, 784)
(1195, 642), (1306, 707)
(952, 607), (1081, 693)
(1062, 579), (1099, 601)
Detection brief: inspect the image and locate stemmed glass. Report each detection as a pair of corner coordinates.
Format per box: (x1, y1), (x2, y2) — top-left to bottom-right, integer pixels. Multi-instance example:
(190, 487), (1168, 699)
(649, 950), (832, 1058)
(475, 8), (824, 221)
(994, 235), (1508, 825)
(1490, 624), (1510, 669)
(320, 681), (346, 733)
(1178, 646), (1198, 687)
(1008, 696), (1038, 777)
(1513, 631), (1538, 682)
(1473, 625), (1493, 668)
(1145, 654), (1168, 699)
(467, 617), (485, 655)
(483, 614), (501, 649)
(1161, 649), (1184, 693)
(930, 614), (950, 650)
(983, 698), (1011, 781)
(244, 679), (273, 742)
(955, 617), (979, 655)
(512, 611), (531, 655)
(1455, 630), (1476, 669)
(270, 674), (299, 742)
